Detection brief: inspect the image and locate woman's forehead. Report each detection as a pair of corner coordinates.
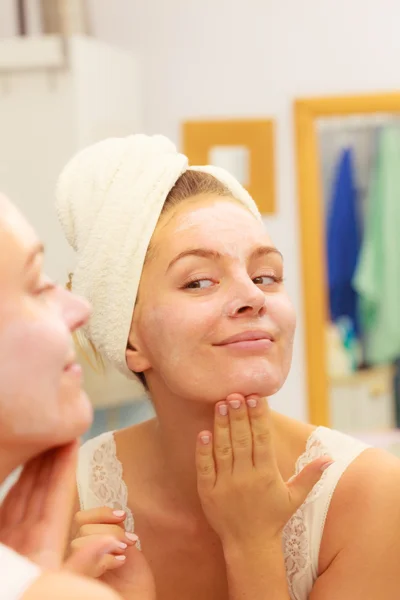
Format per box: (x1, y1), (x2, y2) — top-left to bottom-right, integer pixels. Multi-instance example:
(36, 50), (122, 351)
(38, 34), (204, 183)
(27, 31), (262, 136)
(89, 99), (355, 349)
(155, 198), (270, 250)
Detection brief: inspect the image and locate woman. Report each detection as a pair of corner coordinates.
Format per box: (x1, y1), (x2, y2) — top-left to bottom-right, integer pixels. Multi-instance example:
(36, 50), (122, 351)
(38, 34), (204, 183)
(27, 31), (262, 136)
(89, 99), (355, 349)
(0, 192), (154, 600)
(61, 135), (400, 600)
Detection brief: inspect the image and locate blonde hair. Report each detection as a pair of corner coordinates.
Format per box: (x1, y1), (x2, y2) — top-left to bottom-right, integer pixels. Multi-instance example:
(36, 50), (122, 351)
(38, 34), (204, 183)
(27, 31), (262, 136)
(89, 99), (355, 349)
(69, 170), (232, 380)
(67, 273), (105, 373)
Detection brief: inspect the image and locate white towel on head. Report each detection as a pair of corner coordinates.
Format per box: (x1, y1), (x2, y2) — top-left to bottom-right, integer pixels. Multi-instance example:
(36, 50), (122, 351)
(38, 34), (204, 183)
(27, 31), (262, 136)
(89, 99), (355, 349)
(56, 134), (262, 383)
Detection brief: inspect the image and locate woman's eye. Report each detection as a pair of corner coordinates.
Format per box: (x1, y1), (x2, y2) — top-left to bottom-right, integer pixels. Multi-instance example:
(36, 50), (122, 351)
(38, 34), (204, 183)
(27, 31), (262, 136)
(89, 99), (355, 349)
(35, 278), (57, 296)
(185, 279), (214, 289)
(253, 275), (280, 286)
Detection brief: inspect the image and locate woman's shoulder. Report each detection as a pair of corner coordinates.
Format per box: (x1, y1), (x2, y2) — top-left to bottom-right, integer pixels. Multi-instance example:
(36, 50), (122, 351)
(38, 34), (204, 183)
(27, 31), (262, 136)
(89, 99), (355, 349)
(296, 426), (370, 472)
(293, 426), (377, 539)
(318, 433), (400, 574)
(76, 424), (148, 534)
(324, 441), (400, 522)
(283, 425), (400, 593)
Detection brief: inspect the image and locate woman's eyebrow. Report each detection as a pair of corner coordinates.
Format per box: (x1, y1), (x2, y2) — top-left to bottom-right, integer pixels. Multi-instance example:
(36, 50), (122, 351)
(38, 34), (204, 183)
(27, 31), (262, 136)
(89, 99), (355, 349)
(166, 245), (283, 272)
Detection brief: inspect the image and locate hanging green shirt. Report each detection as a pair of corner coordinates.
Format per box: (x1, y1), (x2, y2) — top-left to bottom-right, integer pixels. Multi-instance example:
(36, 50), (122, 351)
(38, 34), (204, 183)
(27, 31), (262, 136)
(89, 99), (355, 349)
(353, 126), (400, 364)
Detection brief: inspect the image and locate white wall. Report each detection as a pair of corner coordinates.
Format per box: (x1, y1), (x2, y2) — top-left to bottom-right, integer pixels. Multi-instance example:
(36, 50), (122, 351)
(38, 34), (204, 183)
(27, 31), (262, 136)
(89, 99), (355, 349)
(3, 0), (400, 420)
(0, 0), (17, 38)
(0, 53), (76, 280)
(0, 35), (141, 282)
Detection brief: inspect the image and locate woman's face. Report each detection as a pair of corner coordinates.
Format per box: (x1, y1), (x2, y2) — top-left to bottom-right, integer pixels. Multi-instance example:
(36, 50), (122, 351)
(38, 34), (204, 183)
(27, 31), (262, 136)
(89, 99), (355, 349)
(129, 195), (296, 402)
(0, 195), (92, 451)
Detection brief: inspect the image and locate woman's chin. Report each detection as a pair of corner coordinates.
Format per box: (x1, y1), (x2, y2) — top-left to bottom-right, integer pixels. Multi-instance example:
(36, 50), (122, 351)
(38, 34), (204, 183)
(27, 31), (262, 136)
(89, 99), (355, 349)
(73, 390), (94, 434)
(59, 389), (94, 441)
(188, 372), (285, 403)
(220, 370), (284, 399)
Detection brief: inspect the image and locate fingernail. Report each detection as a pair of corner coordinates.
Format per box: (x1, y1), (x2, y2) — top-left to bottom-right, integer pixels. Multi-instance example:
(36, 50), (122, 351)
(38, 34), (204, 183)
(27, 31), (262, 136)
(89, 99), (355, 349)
(200, 434), (211, 445)
(246, 398), (257, 408)
(125, 532), (139, 542)
(321, 460), (335, 472)
(218, 404), (228, 416)
(117, 542), (128, 549)
(229, 399), (241, 409)
(115, 555), (126, 561)
(113, 510), (126, 517)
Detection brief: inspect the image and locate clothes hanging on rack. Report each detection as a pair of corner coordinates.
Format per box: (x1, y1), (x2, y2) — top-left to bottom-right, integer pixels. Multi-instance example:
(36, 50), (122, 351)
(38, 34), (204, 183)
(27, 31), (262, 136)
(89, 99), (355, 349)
(326, 148), (361, 336)
(353, 126), (400, 365)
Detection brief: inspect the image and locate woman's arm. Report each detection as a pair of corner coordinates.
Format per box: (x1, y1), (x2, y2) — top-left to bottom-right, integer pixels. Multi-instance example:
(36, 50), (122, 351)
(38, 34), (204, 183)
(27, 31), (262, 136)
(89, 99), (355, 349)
(223, 539), (290, 600)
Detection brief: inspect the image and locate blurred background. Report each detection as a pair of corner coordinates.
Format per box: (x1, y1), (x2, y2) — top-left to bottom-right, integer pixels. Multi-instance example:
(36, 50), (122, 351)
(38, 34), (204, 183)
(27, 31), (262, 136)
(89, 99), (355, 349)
(1, 0), (400, 457)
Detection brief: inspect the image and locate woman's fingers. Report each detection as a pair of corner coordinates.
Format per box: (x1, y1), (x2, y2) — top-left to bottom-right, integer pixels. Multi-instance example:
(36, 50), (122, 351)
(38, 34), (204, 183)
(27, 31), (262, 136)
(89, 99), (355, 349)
(226, 394), (253, 472)
(25, 450), (56, 524)
(286, 456), (334, 510)
(213, 402), (233, 474)
(66, 534), (127, 577)
(70, 508), (139, 579)
(246, 396), (275, 470)
(71, 533), (128, 555)
(76, 523), (138, 546)
(74, 506), (128, 528)
(198, 395), (275, 492)
(71, 506), (139, 579)
(196, 431), (216, 494)
(40, 442), (78, 521)
(0, 452), (51, 528)
(40, 442), (78, 543)
(96, 552), (128, 577)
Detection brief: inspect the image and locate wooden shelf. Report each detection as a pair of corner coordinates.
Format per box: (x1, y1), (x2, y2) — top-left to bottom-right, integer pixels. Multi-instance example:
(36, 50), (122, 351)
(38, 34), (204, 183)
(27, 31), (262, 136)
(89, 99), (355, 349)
(329, 364), (394, 388)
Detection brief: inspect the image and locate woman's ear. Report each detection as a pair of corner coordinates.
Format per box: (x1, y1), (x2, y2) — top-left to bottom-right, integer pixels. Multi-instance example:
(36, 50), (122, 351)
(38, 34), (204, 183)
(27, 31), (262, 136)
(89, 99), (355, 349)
(126, 337), (151, 374)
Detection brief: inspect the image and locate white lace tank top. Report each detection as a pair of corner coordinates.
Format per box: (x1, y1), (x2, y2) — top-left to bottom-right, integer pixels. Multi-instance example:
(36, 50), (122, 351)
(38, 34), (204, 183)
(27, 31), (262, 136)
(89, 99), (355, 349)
(77, 426), (370, 600)
(0, 543), (41, 599)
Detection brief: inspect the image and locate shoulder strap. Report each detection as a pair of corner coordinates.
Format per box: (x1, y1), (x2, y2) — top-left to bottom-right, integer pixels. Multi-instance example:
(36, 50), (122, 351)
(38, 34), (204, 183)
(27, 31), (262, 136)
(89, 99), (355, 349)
(283, 427), (369, 599)
(77, 431), (135, 533)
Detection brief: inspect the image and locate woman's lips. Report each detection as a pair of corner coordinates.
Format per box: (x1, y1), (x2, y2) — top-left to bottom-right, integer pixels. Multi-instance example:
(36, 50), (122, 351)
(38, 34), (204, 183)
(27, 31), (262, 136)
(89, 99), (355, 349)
(218, 338), (274, 351)
(214, 330), (275, 352)
(63, 361), (83, 377)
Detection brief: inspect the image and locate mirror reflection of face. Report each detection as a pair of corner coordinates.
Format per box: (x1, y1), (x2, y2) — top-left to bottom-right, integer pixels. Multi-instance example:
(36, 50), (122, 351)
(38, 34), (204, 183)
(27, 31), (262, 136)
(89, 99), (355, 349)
(0, 194), (92, 452)
(129, 196), (296, 401)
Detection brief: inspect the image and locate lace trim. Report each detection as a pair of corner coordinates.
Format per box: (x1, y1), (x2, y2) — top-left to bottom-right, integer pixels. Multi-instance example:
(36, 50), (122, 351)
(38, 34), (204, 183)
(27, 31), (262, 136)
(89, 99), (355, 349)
(88, 427), (329, 585)
(88, 434), (139, 547)
(282, 427), (330, 599)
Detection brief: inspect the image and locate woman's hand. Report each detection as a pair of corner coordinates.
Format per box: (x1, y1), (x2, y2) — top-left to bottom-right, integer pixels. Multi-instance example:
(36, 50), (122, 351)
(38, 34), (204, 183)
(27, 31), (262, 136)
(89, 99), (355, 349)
(196, 394), (333, 599)
(71, 507), (139, 578)
(0, 442), (122, 575)
(196, 394), (333, 550)
(72, 507), (156, 600)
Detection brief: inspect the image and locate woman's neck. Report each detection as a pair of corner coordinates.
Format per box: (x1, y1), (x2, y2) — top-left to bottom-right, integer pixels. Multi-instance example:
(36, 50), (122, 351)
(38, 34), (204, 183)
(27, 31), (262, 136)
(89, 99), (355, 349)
(141, 390), (305, 515)
(150, 393), (217, 512)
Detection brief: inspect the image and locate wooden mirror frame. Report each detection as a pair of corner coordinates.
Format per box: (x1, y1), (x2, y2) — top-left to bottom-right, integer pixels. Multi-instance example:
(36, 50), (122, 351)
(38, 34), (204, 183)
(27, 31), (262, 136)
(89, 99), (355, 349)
(183, 118), (276, 215)
(294, 92), (400, 426)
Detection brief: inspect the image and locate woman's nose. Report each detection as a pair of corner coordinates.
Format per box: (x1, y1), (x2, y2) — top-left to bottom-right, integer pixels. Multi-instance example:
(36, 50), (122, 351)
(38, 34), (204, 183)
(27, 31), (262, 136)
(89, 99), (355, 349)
(227, 279), (267, 318)
(60, 287), (92, 332)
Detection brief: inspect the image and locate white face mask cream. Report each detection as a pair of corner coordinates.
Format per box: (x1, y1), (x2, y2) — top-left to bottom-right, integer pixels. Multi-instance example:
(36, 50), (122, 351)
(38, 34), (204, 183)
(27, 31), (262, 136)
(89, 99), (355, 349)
(129, 196), (296, 404)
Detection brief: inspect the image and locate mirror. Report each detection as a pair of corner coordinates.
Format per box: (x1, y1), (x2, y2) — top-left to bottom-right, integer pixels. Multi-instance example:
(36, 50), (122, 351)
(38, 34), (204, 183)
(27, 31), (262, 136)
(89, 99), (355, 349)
(295, 94), (400, 455)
